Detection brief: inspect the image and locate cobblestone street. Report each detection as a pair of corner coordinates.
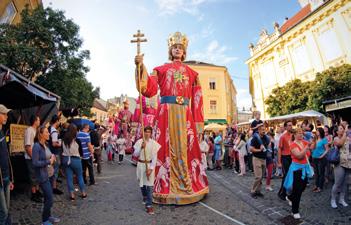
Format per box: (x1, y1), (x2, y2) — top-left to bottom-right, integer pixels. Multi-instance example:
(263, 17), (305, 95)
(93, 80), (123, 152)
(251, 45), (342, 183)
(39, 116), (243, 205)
(10, 156), (351, 225)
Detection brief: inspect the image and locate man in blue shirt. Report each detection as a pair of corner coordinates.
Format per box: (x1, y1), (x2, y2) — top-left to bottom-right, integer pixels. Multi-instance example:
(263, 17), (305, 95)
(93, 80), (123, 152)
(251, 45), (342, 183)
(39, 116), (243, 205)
(77, 124), (95, 185)
(0, 104), (14, 225)
(250, 125), (269, 198)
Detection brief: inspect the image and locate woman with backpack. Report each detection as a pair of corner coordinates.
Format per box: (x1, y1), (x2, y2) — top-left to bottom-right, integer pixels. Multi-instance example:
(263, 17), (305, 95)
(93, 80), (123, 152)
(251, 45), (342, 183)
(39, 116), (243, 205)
(62, 124), (87, 201)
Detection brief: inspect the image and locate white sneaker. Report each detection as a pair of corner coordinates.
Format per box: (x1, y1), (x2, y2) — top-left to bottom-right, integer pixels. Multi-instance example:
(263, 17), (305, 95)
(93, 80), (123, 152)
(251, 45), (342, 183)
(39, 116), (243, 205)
(331, 200), (338, 209)
(293, 213), (301, 219)
(265, 186), (274, 191)
(339, 200), (349, 207)
(286, 196), (292, 206)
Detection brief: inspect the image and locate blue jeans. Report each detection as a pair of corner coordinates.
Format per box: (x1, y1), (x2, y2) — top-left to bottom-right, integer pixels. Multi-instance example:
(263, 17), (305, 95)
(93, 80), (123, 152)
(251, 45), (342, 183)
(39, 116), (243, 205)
(81, 157), (95, 184)
(63, 156), (86, 194)
(253, 132), (262, 145)
(0, 178), (11, 225)
(40, 179), (53, 222)
(141, 186), (153, 207)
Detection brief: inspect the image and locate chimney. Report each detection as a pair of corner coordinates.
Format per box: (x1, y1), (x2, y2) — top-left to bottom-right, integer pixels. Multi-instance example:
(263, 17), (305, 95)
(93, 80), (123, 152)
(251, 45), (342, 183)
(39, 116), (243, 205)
(273, 22), (280, 32)
(249, 43), (255, 56)
(298, 0), (324, 11)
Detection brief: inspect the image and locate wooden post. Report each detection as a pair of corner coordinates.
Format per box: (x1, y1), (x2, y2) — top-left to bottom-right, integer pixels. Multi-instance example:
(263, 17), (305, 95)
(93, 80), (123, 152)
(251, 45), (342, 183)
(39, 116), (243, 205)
(130, 30), (150, 180)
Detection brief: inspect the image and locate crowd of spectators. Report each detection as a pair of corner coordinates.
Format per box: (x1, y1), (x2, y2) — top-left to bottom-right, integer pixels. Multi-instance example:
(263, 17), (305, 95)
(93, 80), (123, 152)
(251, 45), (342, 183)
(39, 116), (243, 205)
(200, 110), (351, 220)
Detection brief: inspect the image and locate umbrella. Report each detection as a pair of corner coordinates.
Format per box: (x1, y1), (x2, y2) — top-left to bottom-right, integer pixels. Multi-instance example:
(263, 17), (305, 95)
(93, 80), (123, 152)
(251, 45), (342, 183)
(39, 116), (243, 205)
(70, 118), (95, 130)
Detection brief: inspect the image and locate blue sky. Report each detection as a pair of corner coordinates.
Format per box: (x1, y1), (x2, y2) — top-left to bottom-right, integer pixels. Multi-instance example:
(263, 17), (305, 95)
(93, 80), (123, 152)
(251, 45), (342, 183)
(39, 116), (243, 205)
(42, 0), (302, 109)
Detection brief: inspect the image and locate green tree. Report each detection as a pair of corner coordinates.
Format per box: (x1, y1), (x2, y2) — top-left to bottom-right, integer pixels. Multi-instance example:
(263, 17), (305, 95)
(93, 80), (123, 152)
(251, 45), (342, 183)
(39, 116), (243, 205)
(0, 6), (98, 115)
(265, 79), (312, 117)
(264, 64), (351, 117)
(308, 64), (351, 112)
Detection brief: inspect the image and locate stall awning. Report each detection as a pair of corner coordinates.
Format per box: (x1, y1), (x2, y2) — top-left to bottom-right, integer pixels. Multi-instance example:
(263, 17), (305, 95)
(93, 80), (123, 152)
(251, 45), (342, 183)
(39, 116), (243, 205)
(205, 119), (227, 125)
(264, 110), (327, 125)
(204, 123), (227, 131)
(323, 96), (351, 112)
(0, 65), (59, 109)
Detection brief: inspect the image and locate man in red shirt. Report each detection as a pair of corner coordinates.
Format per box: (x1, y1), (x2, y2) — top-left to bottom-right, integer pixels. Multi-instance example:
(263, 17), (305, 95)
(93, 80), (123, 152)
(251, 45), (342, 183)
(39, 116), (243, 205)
(277, 120), (293, 200)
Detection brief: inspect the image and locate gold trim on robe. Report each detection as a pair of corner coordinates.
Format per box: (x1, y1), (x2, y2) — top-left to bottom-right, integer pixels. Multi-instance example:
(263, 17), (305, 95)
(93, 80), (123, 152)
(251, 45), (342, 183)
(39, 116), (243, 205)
(152, 104), (209, 205)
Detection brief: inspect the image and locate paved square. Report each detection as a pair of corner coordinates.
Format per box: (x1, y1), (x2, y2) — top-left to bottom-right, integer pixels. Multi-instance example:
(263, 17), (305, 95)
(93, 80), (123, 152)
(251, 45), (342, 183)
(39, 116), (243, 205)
(10, 156), (351, 225)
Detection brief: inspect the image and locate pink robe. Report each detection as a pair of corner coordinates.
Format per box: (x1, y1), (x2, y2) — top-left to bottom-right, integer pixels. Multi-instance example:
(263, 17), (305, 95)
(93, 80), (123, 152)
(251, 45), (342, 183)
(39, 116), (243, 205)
(133, 96), (159, 140)
(118, 108), (132, 150)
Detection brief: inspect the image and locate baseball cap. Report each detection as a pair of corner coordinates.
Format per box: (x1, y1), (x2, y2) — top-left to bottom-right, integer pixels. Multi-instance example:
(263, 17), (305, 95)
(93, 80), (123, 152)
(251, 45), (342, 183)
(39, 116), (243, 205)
(0, 104), (11, 114)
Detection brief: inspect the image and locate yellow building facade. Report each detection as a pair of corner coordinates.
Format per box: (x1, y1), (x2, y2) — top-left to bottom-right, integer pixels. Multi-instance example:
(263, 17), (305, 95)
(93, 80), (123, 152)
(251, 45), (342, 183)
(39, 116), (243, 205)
(185, 61), (238, 125)
(0, 0), (42, 24)
(246, 0), (351, 119)
(90, 98), (108, 123)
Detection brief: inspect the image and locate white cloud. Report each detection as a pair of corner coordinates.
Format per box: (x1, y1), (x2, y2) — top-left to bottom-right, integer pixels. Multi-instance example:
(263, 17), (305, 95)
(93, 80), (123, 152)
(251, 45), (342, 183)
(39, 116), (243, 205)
(188, 24), (214, 44)
(155, 0), (210, 19)
(136, 5), (151, 14)
(201, 23), (214, 38)
(190, 40), (238, 65)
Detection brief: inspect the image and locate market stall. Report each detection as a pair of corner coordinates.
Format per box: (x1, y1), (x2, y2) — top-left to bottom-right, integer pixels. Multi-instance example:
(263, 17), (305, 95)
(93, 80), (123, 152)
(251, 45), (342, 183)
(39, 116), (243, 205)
(237, 121), (252, 132)
(0, 64), (60, 185)
(237, 110), (327, 132)
(264, 110), (328, 127)
(323, 96), (351, 123)
(204, 123), (227, 135)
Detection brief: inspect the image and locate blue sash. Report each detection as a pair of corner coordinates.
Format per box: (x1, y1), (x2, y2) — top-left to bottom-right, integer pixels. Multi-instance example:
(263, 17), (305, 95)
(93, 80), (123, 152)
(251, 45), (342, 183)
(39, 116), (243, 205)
(283, 162), (314, 194)
(160, 96), (189, 105)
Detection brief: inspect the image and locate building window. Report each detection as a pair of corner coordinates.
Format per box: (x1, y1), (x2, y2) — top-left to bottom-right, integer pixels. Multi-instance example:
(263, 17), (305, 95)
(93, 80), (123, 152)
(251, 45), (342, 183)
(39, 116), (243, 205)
(317, 28), (343, 62)
(260, 60), (276, 88)
(0, 2), (17, 24)
(291, 43), (311, 75)
(210, 100), (217, 114)
(278, 65), (292, 85)
(209, 78), (216, 90)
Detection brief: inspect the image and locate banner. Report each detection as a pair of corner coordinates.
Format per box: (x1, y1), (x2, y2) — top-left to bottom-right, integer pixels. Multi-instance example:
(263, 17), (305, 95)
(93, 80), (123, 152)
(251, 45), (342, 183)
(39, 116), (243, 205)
(10, 124), (28, 153)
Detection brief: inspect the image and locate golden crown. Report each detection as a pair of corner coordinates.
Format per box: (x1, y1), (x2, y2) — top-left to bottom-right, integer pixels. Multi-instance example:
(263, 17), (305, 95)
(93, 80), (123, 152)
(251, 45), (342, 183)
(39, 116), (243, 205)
(168, 32), (188, 49)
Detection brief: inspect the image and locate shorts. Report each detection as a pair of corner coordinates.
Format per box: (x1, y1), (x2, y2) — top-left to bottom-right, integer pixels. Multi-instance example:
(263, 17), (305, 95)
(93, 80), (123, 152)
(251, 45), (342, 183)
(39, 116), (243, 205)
(25, 159), (38, 186)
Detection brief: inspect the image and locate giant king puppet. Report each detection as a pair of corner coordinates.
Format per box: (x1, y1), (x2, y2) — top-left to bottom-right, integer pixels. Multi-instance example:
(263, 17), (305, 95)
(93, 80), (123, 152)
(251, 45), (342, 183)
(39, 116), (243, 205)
(117, 99), (133, 151)
(134, 31), (209, 205)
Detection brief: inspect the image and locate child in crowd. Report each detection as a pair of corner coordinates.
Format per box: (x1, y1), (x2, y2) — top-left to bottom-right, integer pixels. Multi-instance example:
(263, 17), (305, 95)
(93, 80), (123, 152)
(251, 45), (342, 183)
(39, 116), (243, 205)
(116, 133), (127, 164)
(266, 132), (275, 191)
(106, 134), (114, 163)
(250, 111), (268, 152)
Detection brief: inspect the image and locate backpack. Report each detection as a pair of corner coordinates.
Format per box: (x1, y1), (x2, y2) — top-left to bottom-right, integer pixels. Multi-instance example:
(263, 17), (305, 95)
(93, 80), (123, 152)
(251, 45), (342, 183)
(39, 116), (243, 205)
(48, 126), (61, 154)
(327, 146), (340, 165)
(90, 130), (100, 147)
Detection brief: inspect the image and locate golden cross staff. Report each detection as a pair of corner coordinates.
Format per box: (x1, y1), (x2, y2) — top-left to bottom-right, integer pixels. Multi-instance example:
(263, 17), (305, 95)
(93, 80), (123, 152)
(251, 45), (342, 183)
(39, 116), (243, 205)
(130, 30), (150, 180)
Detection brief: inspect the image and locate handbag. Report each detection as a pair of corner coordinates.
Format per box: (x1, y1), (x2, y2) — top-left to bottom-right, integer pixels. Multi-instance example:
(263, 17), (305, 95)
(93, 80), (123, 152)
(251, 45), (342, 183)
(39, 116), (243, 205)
(47, 165), (54, 177)
(327, 146), (340, 165)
